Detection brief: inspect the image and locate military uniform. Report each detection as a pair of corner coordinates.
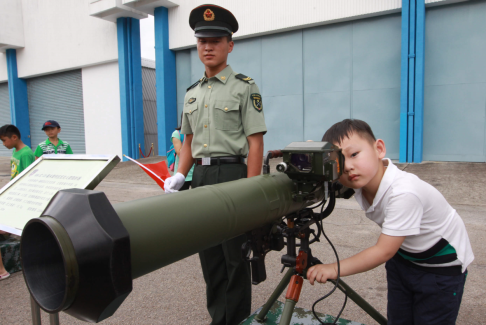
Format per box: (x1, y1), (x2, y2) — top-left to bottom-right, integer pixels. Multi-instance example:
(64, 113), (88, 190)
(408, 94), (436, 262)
(181, 65), (266, 157)
(170, 5), (267, 325)
(181, 64), (266, 325)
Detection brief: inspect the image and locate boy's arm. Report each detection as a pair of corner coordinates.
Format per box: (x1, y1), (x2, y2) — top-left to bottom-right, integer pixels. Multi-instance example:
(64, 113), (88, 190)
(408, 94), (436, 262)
(34, 145), (42, 159)
(307, 234), (405, 285)
(66, 144), (73, 154)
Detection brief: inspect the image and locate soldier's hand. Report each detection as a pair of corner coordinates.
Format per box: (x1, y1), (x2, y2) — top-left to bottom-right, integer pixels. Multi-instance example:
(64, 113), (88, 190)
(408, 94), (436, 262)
(164, 173), (186, 193)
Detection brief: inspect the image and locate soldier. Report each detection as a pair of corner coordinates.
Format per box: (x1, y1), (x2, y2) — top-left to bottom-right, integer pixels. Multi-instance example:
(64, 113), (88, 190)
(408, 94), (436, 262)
(164, 4), (267, 325)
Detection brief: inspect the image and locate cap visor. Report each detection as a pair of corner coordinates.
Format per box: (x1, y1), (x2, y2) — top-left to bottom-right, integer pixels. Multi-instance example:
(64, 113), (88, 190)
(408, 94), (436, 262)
(195, 30), (230, 38)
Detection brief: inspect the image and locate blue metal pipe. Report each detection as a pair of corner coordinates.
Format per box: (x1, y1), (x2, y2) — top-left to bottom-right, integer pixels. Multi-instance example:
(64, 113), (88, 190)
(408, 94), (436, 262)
(413, 0), (426, 163)
(117, 18), (144, 161)
(6, 49), (31, 148)
(399, 0), (410, 163)
(407, 0), (416, 163)
(154, 7), (178, 156)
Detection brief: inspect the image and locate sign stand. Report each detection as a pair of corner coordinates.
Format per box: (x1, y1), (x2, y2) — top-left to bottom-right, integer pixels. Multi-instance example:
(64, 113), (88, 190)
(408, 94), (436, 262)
(30, 296), (60, 325)
(0, 155), (120, 325)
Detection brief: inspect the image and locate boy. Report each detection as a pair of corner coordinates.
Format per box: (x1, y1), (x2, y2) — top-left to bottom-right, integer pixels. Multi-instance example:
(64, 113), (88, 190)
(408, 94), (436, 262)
(0, 124), (35, 180)
(0, 124), (36, 281)
(307, 119), (473, 325)
(34, 120), (73, 159)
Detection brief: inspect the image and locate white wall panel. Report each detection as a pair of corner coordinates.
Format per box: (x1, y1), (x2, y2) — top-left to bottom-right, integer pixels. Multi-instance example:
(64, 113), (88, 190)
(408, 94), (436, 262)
(0, 0), (25, 50)
(16, 0), (118, 79)
(0, 53), (7, 83)
(82, 62), (123, 158)
(168, 0), (462, 50)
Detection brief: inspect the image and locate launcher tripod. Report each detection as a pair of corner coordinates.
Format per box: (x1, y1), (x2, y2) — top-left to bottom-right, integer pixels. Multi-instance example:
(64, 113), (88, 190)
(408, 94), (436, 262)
(244, 205), (388, 325)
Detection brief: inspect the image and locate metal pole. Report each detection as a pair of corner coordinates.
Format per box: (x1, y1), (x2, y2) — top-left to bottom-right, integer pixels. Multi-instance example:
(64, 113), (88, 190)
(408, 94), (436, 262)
(255, 268), (294, 322)
(49, 313), (60, 325)
(30, 296), (41, 325)
(279, 299), (297, 325)
(329, 279), (387, 325)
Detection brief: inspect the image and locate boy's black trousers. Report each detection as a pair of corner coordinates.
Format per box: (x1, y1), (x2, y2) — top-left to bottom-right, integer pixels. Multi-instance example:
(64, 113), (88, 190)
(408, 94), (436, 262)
(386, 255), (467, 325)
(191, 163), (251, 325)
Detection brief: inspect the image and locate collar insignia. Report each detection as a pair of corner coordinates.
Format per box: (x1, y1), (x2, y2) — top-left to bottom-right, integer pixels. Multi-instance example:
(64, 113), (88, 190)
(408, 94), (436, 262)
(204, 9), (215, 21)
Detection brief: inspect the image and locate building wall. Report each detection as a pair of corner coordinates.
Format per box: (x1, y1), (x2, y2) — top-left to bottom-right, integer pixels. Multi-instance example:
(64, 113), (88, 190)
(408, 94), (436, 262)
(82, 62), (123, 158)
(423, 1), (486, 162)
(6, 0), (118, 81)
(167, 0), (465, 50)
(176, 14), (402, 156)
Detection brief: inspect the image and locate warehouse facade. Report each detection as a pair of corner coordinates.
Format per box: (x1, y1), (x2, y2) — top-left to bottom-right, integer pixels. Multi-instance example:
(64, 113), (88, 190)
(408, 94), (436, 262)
(1, 0), (485, 162)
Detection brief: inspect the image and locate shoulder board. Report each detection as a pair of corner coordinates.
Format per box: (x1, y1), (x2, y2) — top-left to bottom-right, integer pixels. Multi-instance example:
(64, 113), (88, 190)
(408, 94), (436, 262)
(186, 80), (201, 92)
(235, 74), (255, 84)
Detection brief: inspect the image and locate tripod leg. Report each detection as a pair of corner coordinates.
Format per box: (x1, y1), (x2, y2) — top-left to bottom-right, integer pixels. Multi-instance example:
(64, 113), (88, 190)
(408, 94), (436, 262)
(30, 296), (41, 325)
(279, 275), (303, 325)
(255, 268), (294, 322)
(329, 279), (387, 325)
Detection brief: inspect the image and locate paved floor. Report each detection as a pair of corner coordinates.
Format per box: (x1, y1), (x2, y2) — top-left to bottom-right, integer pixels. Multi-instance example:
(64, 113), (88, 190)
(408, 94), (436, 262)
(0, 155), (484, 324)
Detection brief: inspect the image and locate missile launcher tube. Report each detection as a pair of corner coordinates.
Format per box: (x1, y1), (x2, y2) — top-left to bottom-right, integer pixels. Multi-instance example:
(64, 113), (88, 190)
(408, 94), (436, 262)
(115, 173), (321, 279)
(20, 173), (324, 322)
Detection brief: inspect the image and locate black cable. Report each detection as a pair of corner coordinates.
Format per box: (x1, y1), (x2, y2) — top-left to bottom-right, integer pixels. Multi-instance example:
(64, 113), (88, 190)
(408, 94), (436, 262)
(308, 197), (326, 210)
(312, 222), (347, 324)
(310, 188), (348, 325)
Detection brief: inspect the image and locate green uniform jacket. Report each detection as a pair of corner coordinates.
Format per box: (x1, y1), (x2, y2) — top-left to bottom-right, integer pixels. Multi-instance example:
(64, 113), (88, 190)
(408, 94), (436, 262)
(181, 65), (267, 158)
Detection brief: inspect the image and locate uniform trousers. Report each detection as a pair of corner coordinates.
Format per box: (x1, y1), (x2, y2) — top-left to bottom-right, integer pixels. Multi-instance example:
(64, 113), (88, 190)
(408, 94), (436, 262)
(191, 163), (252, 325)
(386, 255), (467, 325)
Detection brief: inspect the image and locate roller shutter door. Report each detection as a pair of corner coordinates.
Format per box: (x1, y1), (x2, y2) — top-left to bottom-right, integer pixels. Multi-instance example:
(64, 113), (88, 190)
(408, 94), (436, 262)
(423, 1), (486, 162)
(0, 82), (11, 157)
(27, 70), (85, 155)
(142, 67), (158, 156)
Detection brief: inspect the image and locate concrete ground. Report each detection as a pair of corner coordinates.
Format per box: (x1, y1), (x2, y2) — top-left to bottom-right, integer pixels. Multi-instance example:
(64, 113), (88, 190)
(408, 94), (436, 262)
(0, 155), (484, 324)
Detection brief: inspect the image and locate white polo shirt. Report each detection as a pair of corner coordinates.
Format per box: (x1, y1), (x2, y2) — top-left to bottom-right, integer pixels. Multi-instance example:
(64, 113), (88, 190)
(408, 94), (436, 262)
(354, 159), (474, 273)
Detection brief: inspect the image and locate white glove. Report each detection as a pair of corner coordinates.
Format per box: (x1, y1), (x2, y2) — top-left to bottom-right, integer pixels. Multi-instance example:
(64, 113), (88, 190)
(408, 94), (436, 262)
(164, 172), (186, 193)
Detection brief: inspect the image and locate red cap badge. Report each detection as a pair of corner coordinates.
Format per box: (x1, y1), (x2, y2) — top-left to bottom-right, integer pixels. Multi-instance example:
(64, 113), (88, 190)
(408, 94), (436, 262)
(204, 9), (215, 21)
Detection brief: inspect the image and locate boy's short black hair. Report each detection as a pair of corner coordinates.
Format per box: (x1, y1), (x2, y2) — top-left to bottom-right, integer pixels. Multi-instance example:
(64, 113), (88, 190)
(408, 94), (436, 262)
(0, 124), (21, 139)
(322, 119), (376, 145)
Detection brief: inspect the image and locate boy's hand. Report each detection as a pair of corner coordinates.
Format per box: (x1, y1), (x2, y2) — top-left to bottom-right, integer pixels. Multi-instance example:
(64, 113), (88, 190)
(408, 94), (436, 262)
(307, 264), (338, 285)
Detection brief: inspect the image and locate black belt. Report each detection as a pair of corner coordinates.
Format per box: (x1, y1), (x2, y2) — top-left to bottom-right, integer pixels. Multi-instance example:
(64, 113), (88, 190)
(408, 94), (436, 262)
(195, 156), (245, 166)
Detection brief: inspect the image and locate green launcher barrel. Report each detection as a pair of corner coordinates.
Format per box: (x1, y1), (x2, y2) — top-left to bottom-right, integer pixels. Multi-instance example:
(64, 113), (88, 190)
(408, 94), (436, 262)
(20, 173), (324, 323)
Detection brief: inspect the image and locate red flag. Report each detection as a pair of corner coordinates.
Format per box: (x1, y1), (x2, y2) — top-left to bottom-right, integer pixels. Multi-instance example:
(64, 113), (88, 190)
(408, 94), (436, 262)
(124, 155), (171, 190)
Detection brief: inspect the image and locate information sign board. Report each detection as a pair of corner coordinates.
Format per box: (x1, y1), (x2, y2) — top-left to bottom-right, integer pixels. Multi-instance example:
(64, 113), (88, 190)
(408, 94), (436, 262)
(0, 154), (119, 235)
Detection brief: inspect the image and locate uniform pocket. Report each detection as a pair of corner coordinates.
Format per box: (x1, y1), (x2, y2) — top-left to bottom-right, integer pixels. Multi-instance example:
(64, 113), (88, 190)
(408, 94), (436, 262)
(214, 100), (240, 131)
(184, 104), (199, 129)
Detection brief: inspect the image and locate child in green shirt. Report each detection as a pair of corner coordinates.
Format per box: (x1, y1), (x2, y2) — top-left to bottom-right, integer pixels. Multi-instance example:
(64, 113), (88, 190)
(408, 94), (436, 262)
(34, 120), (73, 159)
(0, 124), (35, 281)
(0, 124), (35, 180)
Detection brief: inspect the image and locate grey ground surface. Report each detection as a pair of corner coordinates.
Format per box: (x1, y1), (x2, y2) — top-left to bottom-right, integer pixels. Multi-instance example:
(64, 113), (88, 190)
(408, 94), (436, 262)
(0, 156), (484, 325)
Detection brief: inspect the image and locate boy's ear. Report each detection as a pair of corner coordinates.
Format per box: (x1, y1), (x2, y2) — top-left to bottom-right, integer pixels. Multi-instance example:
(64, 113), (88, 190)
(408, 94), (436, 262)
(375, 139), (386, 159)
